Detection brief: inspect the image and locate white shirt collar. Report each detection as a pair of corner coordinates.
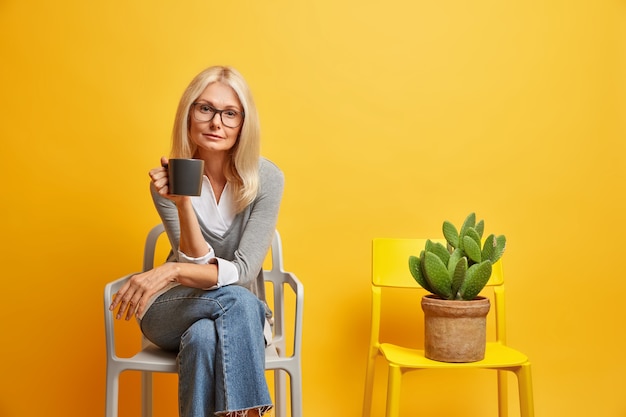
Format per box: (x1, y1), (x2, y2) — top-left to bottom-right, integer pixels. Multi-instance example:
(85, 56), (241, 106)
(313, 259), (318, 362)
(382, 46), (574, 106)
(191, 176), (235, 236)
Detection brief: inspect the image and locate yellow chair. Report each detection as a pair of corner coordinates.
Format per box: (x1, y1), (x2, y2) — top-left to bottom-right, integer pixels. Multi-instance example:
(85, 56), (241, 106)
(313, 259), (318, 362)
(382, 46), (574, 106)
(362, 238), (534, 417)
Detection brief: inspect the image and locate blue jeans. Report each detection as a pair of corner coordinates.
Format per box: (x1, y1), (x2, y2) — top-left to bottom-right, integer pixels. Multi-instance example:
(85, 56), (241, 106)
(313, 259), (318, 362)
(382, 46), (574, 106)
(140, 285), (273, 417)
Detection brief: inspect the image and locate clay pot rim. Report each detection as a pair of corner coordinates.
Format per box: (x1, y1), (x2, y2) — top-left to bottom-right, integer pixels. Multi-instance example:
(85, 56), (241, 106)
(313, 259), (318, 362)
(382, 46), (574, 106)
(421, 294), (491, 316)
(423, 294), (489, 302)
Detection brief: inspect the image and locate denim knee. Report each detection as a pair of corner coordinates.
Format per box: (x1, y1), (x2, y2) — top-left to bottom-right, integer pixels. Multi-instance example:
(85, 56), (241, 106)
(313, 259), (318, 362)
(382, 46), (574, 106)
(180, 318), (217, 355)
(221, 287), (266, 330)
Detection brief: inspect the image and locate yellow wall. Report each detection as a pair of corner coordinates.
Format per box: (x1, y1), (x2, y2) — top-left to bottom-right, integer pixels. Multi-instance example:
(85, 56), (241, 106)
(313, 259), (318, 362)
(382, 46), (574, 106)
(1, 0), (625, 416)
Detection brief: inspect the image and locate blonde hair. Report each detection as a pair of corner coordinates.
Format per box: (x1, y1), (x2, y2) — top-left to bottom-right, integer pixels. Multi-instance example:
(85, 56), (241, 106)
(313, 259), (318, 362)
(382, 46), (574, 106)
(170, 66), (260, 212)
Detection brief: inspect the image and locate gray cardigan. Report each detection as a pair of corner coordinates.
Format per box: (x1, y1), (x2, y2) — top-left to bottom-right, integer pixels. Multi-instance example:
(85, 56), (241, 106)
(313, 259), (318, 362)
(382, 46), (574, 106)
(150, 157), (284, 302)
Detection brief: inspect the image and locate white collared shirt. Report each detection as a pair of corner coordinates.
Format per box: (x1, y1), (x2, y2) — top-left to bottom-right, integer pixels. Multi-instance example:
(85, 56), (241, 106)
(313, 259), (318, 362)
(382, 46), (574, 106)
(177, 176), (239, 289)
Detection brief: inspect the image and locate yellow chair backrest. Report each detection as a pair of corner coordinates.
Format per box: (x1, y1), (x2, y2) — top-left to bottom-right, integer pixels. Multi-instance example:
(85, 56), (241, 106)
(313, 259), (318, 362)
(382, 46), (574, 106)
(371, 237), (508, 345)
(372, 238), (504, 290)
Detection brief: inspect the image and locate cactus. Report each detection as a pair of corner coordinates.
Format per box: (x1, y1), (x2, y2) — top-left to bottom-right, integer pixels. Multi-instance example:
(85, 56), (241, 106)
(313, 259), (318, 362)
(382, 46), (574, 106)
(408, 212), (506, 300)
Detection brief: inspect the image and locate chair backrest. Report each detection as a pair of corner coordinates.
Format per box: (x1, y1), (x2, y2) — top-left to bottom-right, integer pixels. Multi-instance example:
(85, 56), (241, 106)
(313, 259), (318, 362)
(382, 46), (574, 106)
(142, 224), (286, 274)
(371, 238), (507, 344)
(143, 223), (166, 272)
(372, 238), (504, 289)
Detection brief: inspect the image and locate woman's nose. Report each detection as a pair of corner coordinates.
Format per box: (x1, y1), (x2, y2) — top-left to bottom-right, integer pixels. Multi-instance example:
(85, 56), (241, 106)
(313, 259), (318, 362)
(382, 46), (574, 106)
(209, 112), (223, 128)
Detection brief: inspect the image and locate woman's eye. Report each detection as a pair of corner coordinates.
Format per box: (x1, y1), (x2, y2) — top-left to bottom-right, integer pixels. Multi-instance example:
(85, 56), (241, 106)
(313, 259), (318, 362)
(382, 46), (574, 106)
(224, 110), (237, 118)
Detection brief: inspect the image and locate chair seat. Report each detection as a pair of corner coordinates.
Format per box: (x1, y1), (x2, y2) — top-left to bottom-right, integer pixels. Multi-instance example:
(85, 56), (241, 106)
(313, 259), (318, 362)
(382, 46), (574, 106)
(124, 345), (178, 372)
(380, 342), (529, 369)
(120, 342), (285, 369)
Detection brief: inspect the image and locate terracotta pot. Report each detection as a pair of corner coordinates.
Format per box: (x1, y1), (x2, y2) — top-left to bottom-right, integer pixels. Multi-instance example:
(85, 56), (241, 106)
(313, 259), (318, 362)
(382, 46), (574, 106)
(421, 295), (490, 363)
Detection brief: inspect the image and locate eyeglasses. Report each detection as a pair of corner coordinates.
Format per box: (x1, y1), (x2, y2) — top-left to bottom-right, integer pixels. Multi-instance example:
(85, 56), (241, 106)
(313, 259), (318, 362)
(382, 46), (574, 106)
(191, 102), (245, 128)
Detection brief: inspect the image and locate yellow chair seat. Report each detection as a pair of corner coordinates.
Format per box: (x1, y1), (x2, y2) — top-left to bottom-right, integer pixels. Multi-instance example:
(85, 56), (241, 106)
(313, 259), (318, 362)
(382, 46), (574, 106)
(381, 342), (529, 369)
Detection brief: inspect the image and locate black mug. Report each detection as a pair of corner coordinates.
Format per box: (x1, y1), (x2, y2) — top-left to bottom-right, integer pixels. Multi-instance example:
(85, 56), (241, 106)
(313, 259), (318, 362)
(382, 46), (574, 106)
(168, 158), (204, 196)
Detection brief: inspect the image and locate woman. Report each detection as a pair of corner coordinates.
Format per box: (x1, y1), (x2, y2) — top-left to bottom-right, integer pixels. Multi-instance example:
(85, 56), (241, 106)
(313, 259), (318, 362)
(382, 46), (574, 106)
(109, 65), (284, 417)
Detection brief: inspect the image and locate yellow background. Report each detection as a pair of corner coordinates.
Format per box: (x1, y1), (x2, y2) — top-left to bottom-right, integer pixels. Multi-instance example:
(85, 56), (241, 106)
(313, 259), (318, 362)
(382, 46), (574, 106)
(1, 0), (625, 416)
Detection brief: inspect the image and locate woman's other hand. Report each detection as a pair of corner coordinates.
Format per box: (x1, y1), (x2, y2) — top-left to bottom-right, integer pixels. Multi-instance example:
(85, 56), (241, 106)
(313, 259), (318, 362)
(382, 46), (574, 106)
(109, 263), (179, 320)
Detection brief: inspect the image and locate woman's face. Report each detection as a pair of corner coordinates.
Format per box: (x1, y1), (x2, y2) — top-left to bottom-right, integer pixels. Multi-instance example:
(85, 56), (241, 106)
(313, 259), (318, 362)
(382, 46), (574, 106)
(189, 81), (243, 156)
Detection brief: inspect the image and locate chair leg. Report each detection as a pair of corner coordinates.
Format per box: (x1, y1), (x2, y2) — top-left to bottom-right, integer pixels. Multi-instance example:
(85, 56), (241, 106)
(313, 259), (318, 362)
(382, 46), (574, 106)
(362, 350), (378, 417)
(141, 371), (153, 417)
(105, 369), (119, 417)
(385, 364), (402, 417)
(497, 370), (509, 417)
(517, 364), (535, 417)
(290, 368), (303, 417)
(274, 369), (287, 417)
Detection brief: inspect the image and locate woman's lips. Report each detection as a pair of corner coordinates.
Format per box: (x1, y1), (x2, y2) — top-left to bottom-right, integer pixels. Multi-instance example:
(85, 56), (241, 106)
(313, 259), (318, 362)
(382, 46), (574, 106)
(204, 133), (224, 140)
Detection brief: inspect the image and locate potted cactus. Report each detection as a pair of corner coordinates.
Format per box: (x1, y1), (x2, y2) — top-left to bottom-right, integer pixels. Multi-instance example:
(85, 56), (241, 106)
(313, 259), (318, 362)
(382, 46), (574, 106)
(408, 212), (506, 362)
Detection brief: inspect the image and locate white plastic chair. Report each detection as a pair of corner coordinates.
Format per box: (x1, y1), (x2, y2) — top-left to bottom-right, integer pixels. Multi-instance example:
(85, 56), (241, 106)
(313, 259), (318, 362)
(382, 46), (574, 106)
(104, 224), (304, 417)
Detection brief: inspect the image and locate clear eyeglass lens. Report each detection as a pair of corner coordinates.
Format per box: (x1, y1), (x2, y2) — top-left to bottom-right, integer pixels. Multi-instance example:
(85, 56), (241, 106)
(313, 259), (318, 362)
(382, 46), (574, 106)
(194, 104), (243, 128)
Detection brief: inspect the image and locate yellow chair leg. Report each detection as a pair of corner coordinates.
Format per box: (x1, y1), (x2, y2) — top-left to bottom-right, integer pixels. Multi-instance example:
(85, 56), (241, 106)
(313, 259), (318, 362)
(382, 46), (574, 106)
(362, 351), (377, 417)
(517, 364), (535, 417)
(385, 364), (402, 417)
(497, 370), (509, 417)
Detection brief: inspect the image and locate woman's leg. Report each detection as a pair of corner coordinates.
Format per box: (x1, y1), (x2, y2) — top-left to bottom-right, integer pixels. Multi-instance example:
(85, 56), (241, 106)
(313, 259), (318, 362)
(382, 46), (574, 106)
(178, 318), (217, 416)
(139, 285), (272, 417)
(212, 287), (273, 416)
